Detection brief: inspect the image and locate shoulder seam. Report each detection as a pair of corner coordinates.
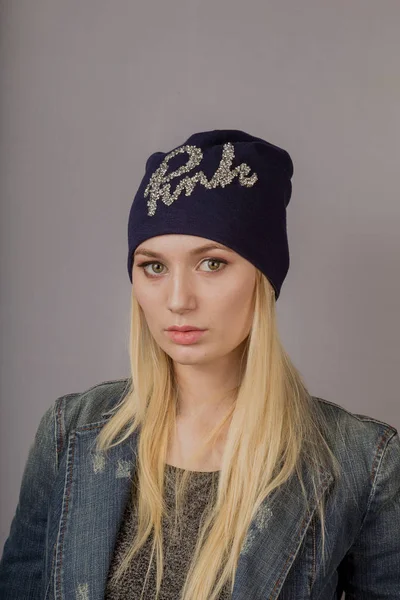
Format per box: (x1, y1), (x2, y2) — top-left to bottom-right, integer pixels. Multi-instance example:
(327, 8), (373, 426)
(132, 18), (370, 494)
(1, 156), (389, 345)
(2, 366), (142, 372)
(313, 396), (398, 434)
(77, 377), (130, 397)
(54, 392), (81, 464)
(355, 428), (398, 543)
(370, 428), (397, 483)
(53, 379), (130, 459)
(343, 428), (397, 553)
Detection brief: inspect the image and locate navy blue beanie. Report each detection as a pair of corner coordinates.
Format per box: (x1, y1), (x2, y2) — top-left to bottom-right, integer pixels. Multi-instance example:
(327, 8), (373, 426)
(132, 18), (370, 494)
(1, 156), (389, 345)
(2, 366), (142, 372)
(127, 129), (294, 300)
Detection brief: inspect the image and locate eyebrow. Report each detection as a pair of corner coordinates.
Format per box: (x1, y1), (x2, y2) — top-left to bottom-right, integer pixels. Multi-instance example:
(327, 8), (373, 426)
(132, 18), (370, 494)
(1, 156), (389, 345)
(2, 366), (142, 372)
(134, 243), (234, 259)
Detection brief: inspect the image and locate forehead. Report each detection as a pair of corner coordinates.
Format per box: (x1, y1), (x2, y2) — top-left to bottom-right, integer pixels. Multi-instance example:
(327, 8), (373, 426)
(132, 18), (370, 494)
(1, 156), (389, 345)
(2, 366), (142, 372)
(134, 239), (235, 257)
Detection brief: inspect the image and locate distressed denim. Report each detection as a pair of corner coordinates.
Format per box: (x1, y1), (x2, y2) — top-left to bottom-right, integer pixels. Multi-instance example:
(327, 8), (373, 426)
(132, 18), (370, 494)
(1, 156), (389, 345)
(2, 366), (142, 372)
(0, 378), (399, 599)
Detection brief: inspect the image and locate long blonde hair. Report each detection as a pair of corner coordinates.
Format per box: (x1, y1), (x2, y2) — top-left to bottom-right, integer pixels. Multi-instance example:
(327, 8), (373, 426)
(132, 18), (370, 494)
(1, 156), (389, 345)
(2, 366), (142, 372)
(96, 269), (340, 599)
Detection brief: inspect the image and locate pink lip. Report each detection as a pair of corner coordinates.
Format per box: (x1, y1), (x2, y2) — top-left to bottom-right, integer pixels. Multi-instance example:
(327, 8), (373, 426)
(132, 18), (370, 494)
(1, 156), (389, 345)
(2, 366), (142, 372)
(167, 326), (204, 332)
(166, 330), (206, 345)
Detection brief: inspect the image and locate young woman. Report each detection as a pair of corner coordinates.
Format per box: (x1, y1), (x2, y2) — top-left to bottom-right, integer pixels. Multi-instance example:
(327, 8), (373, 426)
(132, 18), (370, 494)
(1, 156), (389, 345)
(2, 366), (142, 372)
(1, 129), (399, 600)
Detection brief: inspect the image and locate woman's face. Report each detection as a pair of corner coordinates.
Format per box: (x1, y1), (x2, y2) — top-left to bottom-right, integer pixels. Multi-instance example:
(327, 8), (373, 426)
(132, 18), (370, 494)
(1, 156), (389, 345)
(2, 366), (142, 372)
(131, 235), (257, 366)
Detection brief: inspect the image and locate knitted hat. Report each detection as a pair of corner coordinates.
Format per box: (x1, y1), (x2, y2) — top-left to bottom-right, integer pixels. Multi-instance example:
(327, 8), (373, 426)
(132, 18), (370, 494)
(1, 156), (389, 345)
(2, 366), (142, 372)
(127, 129), (294, 300)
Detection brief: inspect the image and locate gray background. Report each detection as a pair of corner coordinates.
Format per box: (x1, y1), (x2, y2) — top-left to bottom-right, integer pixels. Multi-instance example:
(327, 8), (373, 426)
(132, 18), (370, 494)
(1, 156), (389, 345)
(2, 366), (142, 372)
(1, 1), (399, 578)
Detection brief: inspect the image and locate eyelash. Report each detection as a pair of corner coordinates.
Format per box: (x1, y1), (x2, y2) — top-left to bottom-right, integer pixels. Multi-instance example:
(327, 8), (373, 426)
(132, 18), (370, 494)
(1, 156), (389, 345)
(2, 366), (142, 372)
(137, 258), (228, 278)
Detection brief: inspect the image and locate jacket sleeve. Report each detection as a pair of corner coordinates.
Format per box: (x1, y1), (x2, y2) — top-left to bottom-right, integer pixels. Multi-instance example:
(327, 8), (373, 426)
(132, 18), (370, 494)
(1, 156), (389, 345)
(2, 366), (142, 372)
(339, 429), (400, 599)
(0, 401), (57, 599)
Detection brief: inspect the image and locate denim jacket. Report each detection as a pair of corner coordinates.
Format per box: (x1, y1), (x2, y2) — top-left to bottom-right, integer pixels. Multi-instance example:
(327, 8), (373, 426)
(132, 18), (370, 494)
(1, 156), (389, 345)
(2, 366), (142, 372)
(0, 378), (399, 599)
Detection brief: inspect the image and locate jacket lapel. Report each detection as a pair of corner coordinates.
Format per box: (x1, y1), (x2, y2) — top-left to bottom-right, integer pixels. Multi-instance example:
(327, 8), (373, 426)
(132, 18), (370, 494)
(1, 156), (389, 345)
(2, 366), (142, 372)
(231, 459), (333, 599)
(54, 417), (138, 600)
(55, 411), (333, 600)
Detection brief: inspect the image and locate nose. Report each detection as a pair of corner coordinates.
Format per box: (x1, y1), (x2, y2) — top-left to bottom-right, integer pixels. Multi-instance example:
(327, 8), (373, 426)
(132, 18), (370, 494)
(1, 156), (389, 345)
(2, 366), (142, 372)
(166, 271), (197, 313)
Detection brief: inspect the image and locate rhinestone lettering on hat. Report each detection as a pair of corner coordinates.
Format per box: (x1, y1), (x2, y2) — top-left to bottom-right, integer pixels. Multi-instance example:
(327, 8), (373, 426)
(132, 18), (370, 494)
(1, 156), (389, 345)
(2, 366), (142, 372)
(144, 142), (258, 216)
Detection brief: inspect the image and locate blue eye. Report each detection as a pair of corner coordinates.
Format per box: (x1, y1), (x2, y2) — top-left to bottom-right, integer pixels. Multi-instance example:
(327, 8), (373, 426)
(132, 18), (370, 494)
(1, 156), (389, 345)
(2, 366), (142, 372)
(137, 258), (228, 277)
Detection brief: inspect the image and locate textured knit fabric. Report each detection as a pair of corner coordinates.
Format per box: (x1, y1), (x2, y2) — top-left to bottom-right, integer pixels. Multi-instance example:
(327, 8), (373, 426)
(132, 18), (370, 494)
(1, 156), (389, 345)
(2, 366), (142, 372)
(104, 463), (231, 600)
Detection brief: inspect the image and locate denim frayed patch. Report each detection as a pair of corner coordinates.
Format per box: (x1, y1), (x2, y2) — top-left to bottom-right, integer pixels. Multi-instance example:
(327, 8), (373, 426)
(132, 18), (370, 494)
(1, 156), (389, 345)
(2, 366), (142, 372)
(92, 452), (106, 474)
(241, 503), (273, 555)
(76, 582), (89, 600)
(116, 458), (133, 478)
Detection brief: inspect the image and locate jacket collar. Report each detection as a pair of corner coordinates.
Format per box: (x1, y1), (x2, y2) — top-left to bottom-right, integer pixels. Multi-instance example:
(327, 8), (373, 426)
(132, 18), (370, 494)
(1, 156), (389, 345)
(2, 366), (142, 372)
(55, 412), (333, 600)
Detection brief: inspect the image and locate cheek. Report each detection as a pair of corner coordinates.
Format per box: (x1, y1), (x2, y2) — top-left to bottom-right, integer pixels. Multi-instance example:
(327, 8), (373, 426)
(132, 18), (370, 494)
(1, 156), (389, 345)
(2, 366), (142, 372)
(133, 289), (159, 322)
(133, 281), (155, 307)
(212, 288), (254, 329)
